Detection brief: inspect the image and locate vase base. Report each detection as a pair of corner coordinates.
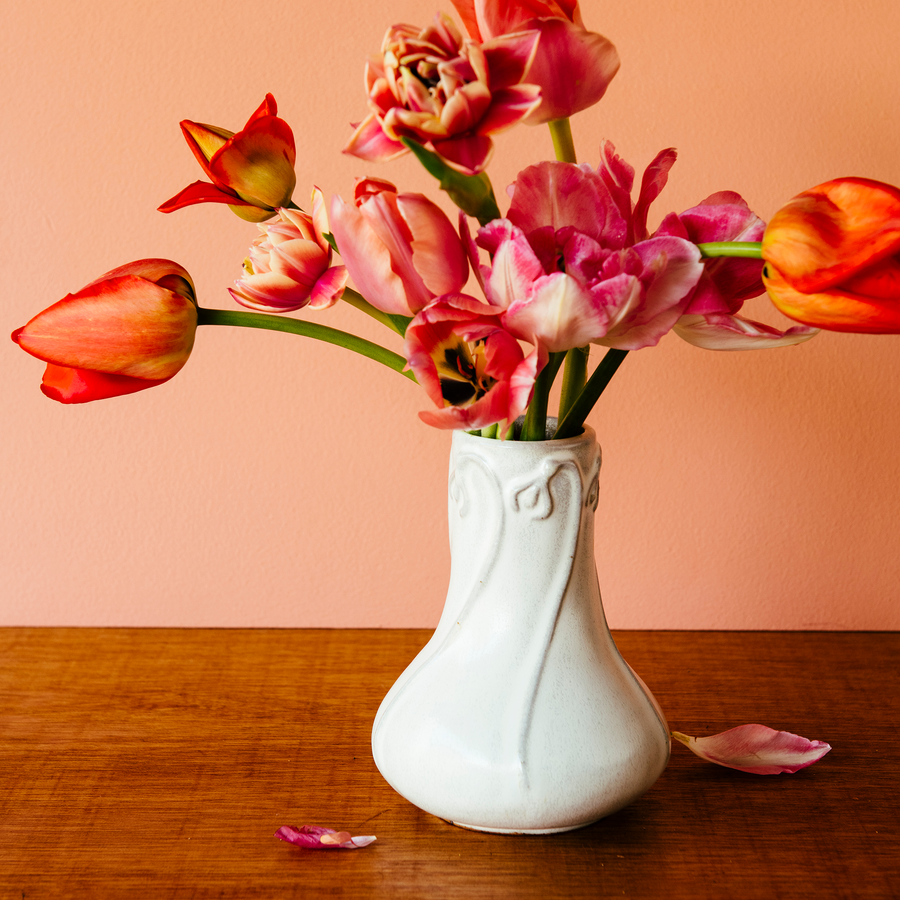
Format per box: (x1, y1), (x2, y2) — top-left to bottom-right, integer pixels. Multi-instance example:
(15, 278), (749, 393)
(447, 818), (600, 835)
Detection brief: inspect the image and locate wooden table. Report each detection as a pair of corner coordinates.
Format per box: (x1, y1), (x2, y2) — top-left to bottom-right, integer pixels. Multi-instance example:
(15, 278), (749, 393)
(0, 629), (896, 899)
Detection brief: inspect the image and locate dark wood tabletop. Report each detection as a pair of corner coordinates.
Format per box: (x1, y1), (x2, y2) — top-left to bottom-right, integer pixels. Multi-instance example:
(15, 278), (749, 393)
(0, 628), (896, 899)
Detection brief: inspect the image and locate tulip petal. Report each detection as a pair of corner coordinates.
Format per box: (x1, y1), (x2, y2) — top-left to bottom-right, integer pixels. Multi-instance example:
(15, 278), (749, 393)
(674, 312), (819, 349)
(180, 119), (232, 172)
(275, 825), (376, 850)
(521, 18), (620, 124)
(158, 180), (256, 214)
(672, 725), (831, 774)
(507, 161), (627, 250)
(37, 364), (172, 404)
(763, 259), (900, 333)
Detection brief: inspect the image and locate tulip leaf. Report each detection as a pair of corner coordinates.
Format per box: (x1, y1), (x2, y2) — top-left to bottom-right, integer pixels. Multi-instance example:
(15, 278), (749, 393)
(401, 138), (501, 226)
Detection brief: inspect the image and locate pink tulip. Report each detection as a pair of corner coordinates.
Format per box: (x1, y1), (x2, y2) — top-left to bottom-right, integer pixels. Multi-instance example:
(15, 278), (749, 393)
(12, 260), (197, 403)
(230, 189), (348, 313)
(330, 178), (468, 316)
(404, 293), (546, 431)
(672, 725), (831, 775)
(159, 94), (296, 223)
(473, 152), (704, 351)
(344, 14), (542, 174)
(275, 825), (376, 850)
(655, 192), (819, 350)
(450, 0), (619, 124)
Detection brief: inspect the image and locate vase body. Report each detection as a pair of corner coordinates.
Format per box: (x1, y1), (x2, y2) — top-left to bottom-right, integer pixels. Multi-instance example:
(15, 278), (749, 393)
(372, 424), (670, 833)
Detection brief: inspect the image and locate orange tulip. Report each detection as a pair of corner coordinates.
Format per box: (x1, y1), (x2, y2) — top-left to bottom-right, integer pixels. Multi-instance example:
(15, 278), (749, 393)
(12, 260), (197, 403)
(158, 94), (296, 223)
(762, 177), (900, 332)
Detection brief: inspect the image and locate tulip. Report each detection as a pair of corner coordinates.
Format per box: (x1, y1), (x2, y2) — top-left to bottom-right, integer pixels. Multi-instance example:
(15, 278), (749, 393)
(275, 825), (376, 850)
(330, 178), (468, 316)
(450, 0), (619, 124)
(655, 192), (819, 349)
(230, 189), (348, 313)
(344, 14), (542, 174)
(672, 724), (831, 775)
(159, 94), (296, 223)
(404, 293), (545, 431)
(474, 152), (704, 351)
(761, 177), (900, 332)
(12, 260), (197, 403)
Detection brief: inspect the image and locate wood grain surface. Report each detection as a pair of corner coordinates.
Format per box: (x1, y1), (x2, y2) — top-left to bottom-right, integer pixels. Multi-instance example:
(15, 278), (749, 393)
(0, 629), (896, 899)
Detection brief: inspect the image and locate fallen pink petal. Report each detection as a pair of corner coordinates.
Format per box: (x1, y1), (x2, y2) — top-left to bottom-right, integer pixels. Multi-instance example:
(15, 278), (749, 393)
(274, 825), (376, 849)
(672, 724), (832, 774)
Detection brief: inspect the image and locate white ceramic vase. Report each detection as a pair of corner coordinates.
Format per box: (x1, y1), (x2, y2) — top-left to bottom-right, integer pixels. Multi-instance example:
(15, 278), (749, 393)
(371, 423), (670, 833)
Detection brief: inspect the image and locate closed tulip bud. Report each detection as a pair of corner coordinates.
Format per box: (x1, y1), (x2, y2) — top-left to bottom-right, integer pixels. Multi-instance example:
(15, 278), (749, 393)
(762, 177), (900, 333)
(12, 260), (197, 403)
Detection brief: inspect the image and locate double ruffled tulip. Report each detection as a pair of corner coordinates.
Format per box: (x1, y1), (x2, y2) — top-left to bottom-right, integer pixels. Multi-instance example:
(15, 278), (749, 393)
(330, 177), (468, 316)
(12, 260), (197, 403)
(230, 189), (348, 312)
(656, 192), (819, 350)
(761, 177), (900, 332)
(471, 148), (704, 351)
(450, 0), (619, 124)
(344, 14), (542, 174)
(404, 293), (545, 430)
(159, 94), (296, 223)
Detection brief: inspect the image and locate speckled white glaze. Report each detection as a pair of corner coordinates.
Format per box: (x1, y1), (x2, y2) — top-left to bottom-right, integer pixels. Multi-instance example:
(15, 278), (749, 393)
(372, 424), (670, 833)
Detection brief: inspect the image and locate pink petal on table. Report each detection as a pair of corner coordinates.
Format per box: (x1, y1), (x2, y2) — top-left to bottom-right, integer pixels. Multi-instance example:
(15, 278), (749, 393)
(274, 825), (376, 849)
(672, 724), (831, 774)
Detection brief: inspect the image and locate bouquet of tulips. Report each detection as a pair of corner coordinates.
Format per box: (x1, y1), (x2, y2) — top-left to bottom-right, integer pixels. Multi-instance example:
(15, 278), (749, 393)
(12, 0), (900, 448)
(15, 0), (873, 775)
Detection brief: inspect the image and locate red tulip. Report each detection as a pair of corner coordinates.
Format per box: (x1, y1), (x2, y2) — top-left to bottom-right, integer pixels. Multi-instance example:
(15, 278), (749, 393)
(159, 94), (296, 223)
(450, 0), (619, 124)
(761, 177), (900, 332)
(12, 260), (197, 403)
(404, 293), (545, 431)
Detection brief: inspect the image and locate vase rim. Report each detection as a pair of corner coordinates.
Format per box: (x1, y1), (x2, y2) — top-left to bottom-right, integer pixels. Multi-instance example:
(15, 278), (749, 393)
(455, 418), (595, 447)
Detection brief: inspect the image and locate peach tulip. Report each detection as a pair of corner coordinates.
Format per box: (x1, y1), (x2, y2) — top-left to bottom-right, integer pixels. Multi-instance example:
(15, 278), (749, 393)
(761, 177), (900, 332)
(345, 14), (541, 174)
(230, 190), (348, 313)
(330, 178), (468, 316)
(450, 0), (619, 124)
(159, 94), (296, 223)
(12, 260), (197, 403)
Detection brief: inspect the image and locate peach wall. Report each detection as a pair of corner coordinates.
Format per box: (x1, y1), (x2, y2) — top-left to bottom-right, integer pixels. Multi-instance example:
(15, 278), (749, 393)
(2, 0), (899, 629)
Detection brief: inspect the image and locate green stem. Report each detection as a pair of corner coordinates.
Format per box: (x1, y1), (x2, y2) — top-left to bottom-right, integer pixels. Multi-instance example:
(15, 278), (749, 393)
(548, 118), (577, 164)
(554, 349), (629, 440)
(559, 346), (589, 422)
(520, 351), (566, 441)
(697, 241), (763, 258)
(196, 307), (416, 382)
(546, 117), (589, 418)
(341, 287), (411, 336)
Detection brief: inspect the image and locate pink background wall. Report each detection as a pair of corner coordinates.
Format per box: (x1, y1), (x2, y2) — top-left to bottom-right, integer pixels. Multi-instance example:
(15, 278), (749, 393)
(3, 0), (899, 629)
